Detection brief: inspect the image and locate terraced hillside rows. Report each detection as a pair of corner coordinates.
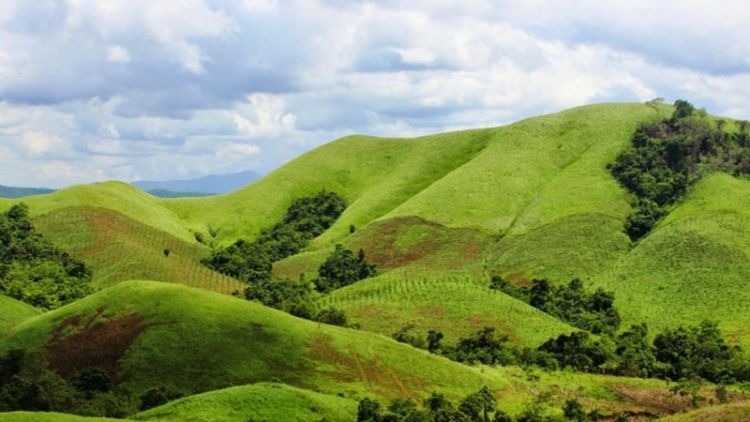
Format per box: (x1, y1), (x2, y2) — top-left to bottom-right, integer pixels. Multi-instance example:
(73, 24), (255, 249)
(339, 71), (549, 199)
(0, 281), (718, 419)
(34, 207), (242, 294)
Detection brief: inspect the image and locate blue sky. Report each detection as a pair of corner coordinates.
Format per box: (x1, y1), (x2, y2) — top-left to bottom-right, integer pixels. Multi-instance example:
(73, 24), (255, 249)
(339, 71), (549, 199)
(1, 0), (749, 187)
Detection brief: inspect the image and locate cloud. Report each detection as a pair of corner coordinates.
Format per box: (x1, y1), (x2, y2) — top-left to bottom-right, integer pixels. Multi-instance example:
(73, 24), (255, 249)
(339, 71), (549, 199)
(0, 0), (749, 187)
(106, 45), (130, 63)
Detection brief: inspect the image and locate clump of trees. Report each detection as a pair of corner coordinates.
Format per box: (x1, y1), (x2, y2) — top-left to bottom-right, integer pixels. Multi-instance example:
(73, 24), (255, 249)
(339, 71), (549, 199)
(490, 277), (620, 334)
(0, 203), (92, 309)
(314, 245), (377, 292)
(609, 99), (750, 240)
(203, 190), (347, 283)
(356, 386), (599, 422)
(0, 349), (184, 416)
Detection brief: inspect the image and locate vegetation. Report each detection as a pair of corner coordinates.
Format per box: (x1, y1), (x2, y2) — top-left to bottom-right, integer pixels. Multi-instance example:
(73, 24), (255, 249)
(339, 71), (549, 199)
(491, 277), (619, 334)
(203, 191), (346, 283)
(315, 245), (377, 292)
(609, 99), (750, 240)
(0, 204), (92, 309)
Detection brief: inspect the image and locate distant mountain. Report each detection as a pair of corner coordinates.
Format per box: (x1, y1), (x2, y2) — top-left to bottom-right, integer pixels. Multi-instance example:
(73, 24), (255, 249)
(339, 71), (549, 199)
(132, 170), (261, 196)
(0, 184), (55, 198)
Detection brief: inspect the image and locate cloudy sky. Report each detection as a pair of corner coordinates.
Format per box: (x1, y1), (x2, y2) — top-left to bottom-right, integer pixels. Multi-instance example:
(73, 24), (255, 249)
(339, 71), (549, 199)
(1, 0), (749, 187)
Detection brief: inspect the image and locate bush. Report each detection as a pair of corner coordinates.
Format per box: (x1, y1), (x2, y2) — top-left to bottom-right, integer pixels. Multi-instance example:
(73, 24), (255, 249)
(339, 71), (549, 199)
(139, 386), (183, 411)
(314, 245), (376, 292)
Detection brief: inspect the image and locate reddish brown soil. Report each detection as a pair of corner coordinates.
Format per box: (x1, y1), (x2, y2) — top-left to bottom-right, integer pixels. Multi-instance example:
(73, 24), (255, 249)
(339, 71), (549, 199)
(46, 310), (147, 382)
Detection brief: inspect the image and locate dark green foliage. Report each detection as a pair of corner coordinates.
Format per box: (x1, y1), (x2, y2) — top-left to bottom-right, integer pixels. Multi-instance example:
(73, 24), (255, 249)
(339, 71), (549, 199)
(614, 323), (656, 377)
(653, 321), (750, 383)
(609, 99), (750, 240)
(562, 399), (586, 422)
(314, 245), (377, 292)
(313, 307), (348, 326)
(0, 203), (92, 309)
(527, 279), (620, 334)
(459, 386), (496, 422)
(71, 367), (111, 399)
(442, 327), (519, 366)
(244, 278), (317, 319)
(392, 324), (426, 349)
(427, 330), (444, 353)
(139, 386), (184, 411)
(537, 332), (614, 373)
(489, 276), (529, 302)
(204, 191), (346, 283)
(357, 397), (382, 422)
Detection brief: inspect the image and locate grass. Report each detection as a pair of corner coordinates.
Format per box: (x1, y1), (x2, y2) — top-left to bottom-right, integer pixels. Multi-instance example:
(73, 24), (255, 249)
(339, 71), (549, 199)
(321, 270), (576, 346)
(134, 382), (357, 422)
(0, 294), (40, 336)
(657, 402), (750, 422)
(34, 207), (242, 294)
(0, 280), (700, 419)
(594, 173), (750, 346)
(0, 413), (123, 421)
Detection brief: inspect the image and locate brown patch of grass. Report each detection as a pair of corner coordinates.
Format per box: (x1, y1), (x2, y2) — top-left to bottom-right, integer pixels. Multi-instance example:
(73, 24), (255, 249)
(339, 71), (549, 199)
(352, 216), (485, 271)
(46, 311), (147, 382)
(304, 332), (425, 400)
(613, 385), (697, 415)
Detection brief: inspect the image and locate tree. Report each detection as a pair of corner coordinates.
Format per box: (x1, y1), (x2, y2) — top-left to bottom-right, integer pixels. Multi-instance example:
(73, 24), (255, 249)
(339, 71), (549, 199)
(459, 386), (496, 422)
(427, 330), (444, 353)
(315, 245), (376, 292)
(357, 397), (382, 422)
(563, 399), (586, 422)
(314, 307), (348, 326)
(71, 367), (111, 399)
(139, 386), (183, 411)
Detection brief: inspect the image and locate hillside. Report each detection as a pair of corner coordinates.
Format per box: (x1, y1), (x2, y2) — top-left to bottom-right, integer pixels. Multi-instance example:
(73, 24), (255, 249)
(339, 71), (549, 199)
(0, 295), (40, 335)
(595, 173), (750, 345)
(0, 185), (54, 199)
(0, 280), (692, 418)
(34, 207), (241, 294)
(135, 382), (358, 422)
(133, 170), (260, 196)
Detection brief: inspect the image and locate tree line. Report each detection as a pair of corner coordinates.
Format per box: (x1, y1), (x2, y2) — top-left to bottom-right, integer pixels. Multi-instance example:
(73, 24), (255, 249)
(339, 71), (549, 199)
(0, 204), (92, 309)
(610, 99), (750, 240)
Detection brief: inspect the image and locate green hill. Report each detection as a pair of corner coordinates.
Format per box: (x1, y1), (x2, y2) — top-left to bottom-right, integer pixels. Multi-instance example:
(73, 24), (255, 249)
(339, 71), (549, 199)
(0, 295), (40, 335)
(594, 173), (750, 345)
(0, 413), (121, 422)
(33, 207), (241, 294)
(0, 280), (686, 417)
(135, 382), (357, 422)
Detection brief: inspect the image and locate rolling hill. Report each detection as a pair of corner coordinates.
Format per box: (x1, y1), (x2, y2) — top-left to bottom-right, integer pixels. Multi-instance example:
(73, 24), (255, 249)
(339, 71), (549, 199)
(0, 280), (704, 419)
(0, 295), (40, 335)
(2, 102), (750, 421)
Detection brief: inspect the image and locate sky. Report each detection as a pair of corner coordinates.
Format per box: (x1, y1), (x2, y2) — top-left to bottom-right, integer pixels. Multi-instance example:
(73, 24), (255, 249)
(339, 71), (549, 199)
(1, 1), (750, 188)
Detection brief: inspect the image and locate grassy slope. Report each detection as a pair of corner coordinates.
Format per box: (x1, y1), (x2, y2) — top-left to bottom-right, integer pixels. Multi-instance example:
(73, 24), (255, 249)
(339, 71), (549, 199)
(0, 414), (122, 422)
(0, 280), (690, 418)
(34, 207), (242, 294)
(322, 270), (576, 346)
(658, 403), (750, 422)
(164, 130), (491, 246)
(0, 182), (194, 243)
(0, 295), (40, 335)
(135, 382), (357, 422)
(595, 173), (750, 345)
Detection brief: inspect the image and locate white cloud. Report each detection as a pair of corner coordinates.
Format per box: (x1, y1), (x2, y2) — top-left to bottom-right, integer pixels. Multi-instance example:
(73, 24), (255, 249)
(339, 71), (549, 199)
(232, 94), (296, 138)
(0, 1), (750, 187)
(106, 45), (130, 63)
(21, 131), (70, 156)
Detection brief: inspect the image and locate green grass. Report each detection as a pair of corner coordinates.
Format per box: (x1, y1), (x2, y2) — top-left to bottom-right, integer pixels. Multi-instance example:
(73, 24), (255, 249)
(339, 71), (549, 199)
(135, 382), (357, 422)
(0, 294), (40, 336)
(594, 173), (750, 346)
(0, 413), (123, 421)
(657, 402), (750, 422)
(0, 182), (195, 243)
(34, 207), (242, 294)
(0, 280), (692, 418)
(322, 270), (576, 346)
